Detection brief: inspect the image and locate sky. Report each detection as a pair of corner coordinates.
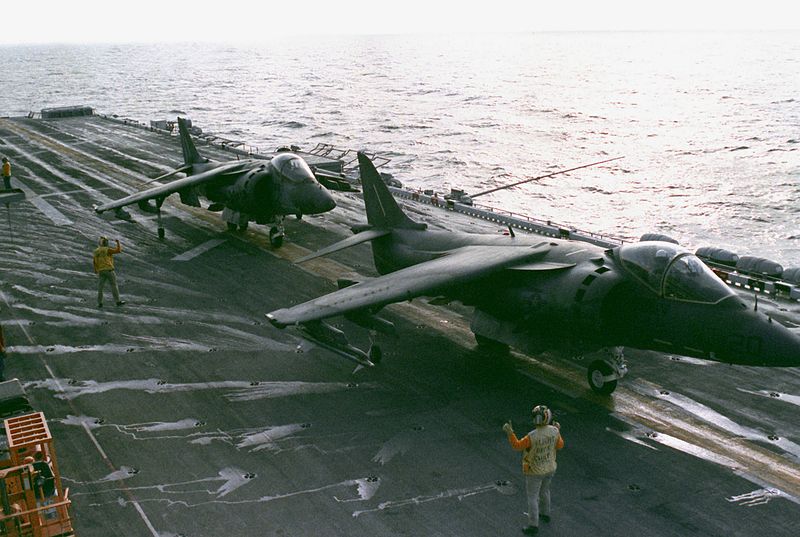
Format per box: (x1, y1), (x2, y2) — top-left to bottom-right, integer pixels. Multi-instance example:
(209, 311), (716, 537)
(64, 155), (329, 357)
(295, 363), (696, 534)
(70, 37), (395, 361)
(2, 0), (799, 44)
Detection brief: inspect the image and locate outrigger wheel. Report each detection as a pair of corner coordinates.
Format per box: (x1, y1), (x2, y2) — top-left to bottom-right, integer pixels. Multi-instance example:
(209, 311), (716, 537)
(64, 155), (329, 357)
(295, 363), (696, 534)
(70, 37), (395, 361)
(269, 227), (284, 248)
(368, 344), (382, 364)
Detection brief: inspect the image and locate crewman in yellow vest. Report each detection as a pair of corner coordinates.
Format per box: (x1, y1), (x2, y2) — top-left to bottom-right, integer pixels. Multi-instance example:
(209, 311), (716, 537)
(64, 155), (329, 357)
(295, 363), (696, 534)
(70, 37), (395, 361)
(93, 236), (125, 308)
(2, 157), (11, 190)
(503, 405), (564, 535)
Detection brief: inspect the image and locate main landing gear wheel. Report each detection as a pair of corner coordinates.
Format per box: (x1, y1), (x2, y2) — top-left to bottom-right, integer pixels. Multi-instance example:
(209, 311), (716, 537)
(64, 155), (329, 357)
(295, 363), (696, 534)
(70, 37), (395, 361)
(238, 222), (249, 231)
(226, 222), (238, 232)
(588, 360), (617, 395)
(269, 227), (284, 248)
(157, 227), (165, 240)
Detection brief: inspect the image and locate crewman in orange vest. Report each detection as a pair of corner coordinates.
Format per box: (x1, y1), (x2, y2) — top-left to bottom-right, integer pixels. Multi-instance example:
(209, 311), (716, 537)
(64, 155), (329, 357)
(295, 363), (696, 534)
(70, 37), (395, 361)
(2, 157), (11, 189)
(93, 236), (125, 308)
(503, 405), (564, 535)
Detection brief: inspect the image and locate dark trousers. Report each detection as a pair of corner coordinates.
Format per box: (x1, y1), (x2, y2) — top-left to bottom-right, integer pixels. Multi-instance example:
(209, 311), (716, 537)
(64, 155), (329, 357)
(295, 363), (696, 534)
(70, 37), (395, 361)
(2, 176), (9, 190)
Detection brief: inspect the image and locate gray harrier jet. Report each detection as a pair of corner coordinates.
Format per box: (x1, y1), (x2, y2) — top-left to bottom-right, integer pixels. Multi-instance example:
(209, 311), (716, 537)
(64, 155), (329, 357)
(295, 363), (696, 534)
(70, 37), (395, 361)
(267, 153), (800, 393)
(94, 117), (336, 247)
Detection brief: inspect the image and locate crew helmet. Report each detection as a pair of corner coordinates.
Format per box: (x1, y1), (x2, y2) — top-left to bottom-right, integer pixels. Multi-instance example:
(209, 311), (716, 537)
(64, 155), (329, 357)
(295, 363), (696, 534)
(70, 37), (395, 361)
(99, 236), (108, 246)
(532, 405), (552, 426)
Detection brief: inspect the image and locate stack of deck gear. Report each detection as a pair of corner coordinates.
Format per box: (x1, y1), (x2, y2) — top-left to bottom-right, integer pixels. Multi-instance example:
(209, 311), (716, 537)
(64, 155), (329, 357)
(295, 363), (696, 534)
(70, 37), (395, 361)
(0, 410), (75, 536)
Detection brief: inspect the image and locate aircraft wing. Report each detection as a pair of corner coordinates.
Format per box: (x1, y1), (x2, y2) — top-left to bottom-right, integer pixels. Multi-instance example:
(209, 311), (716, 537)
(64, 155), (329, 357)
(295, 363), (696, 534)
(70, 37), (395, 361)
(94, 161), (249, 213)
(267, 242), (551, 327)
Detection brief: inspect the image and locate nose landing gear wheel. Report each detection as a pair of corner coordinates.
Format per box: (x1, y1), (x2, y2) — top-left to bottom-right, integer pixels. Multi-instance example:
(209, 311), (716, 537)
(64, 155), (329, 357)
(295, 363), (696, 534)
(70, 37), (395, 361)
(588, 360), (617, 395)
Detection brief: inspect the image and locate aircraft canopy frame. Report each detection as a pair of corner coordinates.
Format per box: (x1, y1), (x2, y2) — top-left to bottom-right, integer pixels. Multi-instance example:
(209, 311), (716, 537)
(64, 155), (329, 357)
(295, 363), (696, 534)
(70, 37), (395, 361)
(617, 242), (735, 304)
(273, 153), (316, 184)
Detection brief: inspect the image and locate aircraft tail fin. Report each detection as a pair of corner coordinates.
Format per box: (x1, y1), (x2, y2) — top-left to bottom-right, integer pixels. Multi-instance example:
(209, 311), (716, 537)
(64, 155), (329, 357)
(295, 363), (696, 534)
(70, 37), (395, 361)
(177, 117), (205, 166)
(358, 152), (425, 230)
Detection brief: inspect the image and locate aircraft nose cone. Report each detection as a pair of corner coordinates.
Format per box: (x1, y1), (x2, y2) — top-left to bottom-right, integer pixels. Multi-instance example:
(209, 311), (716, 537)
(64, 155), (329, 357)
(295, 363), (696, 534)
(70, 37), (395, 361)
(727, 311), (800, 367)
(761, 322), (800, 367)
(319, 189), (336, 212)
(305, 186), (336, 214)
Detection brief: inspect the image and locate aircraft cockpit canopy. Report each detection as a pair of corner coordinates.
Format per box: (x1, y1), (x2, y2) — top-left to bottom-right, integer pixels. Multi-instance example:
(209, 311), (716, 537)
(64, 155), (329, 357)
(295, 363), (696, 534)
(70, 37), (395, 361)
(617, 242), (735, 304)
(272, 153), (316, 184)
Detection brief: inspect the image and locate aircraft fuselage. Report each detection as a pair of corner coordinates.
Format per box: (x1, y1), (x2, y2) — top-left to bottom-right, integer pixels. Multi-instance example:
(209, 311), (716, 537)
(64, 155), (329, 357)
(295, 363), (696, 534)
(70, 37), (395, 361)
(374, 230), (800, 368)
(191, 156), (335, 222)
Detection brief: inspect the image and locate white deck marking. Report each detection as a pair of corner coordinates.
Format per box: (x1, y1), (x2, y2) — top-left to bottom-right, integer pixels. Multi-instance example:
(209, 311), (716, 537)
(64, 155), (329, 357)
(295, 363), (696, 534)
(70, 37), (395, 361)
(171, 238), (227, 261)
(12, 179), (73, 226)
(38, 186), (118, 199)
(727, 488), (783, 507)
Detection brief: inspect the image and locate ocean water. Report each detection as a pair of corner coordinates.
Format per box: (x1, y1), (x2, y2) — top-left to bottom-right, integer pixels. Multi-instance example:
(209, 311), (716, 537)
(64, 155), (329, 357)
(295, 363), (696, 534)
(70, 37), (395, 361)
(1, 32), (798, 264)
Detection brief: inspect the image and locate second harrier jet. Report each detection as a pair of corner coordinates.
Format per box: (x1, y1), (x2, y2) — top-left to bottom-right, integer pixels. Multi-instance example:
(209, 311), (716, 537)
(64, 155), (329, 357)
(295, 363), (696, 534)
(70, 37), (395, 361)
(267, 153), (800, 394)
(94, 117), (336, 247)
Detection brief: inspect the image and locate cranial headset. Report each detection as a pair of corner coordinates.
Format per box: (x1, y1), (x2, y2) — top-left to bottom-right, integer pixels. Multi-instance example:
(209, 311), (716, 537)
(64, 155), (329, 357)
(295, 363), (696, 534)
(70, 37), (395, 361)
(532, 405), (552, 426)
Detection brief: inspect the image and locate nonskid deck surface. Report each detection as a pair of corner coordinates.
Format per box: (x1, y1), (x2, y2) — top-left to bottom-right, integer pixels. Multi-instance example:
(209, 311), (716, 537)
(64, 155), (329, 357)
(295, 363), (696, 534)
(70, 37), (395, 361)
(0, 116), (799, 536)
